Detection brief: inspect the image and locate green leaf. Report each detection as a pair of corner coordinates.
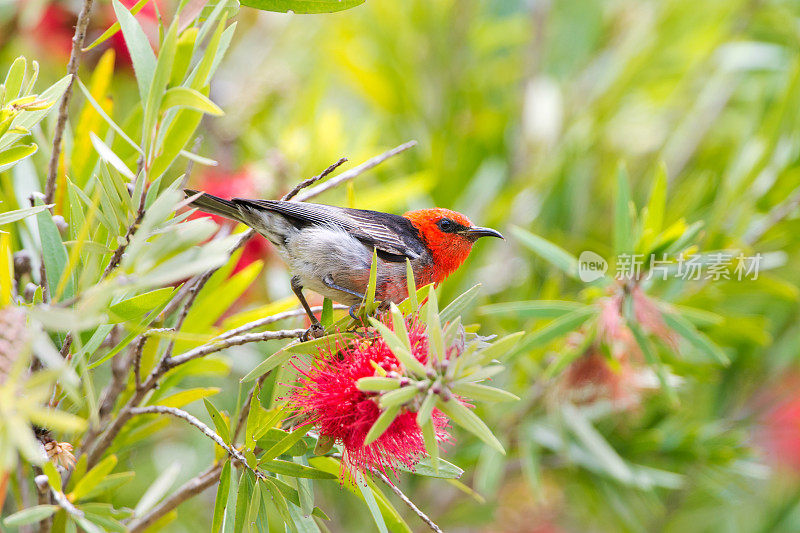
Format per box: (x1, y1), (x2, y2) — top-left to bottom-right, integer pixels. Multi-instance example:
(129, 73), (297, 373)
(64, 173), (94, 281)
(3, 56), (26, 101)
(405, 258), (418, 311)
(398, 456), (463, 479)
(161, 87), (224, 115)
(261, 478), (292, 527)
(260, 459), (337, 479)
(477, 331), (524, 364)
(642, 162), (667, 239)
(240, 0), (365, 14)
(135, 463), (180, 517)
(28, 409), (86, 433)
(450, 382), (520, 403)
(71, 455), (118, 501)
(108, 287), (175, 322)
(363, 405), (400, 446)
(204, 399), (231, 444)
(0, 203), (51, 226)
(628, 321), (677, 405)
(421, 420), (439, 474)
(425, 286), (445, 360)
(513, 306), (596, 355)
(662, 310), (730, 365)
(365, 248), (378, 309)
(378, 386), (418, 409)
(245, 479), (262, 531)
(259, 425), (310, 463)
(356, 377), (400, 392)
(212, 460), (231, 533)
(282, 333), (358, 354)
(416, 390), (436, 426)
(314, 434), (335, 456)
(437, 399), (505, 454)
(156, 387), (220, 408)
(239, 347), (296, 383)
(368, 318), (427, 376)
(511, 226), (579, 278)
(3, 505), (58, 527)
(112, 0), (156, 100)
(0, 142), (37, 172)
(614, 162), (634, 255)
(37, 206), (74, 302)
(356, 472), (388, 533)
(479, 300), (584, 318)
(89, 132), (135, 180)
(561, 403), (635, 484)
(84, 0), (152, 51)
(320, 297), (334, 327)
(234, 471), (250, 533)
(43, 461), (62, 493)
(440, 283), (481, 324)
(0, 74), (70, 152)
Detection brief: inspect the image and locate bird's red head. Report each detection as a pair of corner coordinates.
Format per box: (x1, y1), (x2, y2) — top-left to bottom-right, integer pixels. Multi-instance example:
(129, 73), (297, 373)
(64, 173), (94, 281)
(403, 208), (503, 283)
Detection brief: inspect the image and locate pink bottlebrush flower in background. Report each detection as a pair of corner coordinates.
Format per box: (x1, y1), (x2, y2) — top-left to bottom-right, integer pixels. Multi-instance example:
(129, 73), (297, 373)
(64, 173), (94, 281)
(189, 166), (271, 273)
(598, 295), (628, 357)
(632, 286), (678, 351)
(756, 374), (800, 473)
(562, 349), (644, 409)
(287, 319), (450, 477)
(23, 0), (158, 67)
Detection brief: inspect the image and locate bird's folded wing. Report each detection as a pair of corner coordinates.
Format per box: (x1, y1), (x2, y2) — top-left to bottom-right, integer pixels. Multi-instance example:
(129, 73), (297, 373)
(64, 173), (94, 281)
(235, 199), (426, 260)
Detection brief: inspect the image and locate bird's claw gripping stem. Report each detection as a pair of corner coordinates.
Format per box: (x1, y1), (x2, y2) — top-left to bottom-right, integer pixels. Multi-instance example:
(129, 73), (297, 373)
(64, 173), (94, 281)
(301, 323), (325, 342)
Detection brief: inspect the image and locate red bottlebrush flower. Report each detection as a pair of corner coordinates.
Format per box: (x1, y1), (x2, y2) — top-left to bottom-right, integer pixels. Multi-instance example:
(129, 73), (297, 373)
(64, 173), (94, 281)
(287, 319), (450, 477)
(189, 167), (271, 273)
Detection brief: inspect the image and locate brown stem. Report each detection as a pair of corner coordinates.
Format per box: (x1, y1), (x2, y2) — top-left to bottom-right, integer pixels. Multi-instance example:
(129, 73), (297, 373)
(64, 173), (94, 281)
(371, 468), (443, 533)
(44, 0), (95, 206)
(282, 157), (347, 201)
(127, 463), (223, 533)
(294, 141), (417, 202)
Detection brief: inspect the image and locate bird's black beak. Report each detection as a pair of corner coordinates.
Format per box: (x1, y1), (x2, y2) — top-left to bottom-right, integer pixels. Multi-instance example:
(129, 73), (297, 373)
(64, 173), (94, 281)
(460, 226), (504, 241)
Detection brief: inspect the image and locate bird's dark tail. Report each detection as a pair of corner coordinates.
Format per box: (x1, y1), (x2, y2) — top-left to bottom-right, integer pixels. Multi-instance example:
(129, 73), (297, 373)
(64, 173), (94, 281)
(184, 189), (244, 224)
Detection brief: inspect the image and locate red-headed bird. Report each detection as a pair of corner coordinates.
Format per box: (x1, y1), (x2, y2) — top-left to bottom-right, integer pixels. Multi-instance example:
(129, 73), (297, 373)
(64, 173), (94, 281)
(185, 190), (503, 334)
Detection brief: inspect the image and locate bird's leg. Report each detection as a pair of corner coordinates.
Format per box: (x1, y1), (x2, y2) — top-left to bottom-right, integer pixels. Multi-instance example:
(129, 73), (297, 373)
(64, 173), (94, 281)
(291, 276), (324, 341)
(322, 275), (368, 323)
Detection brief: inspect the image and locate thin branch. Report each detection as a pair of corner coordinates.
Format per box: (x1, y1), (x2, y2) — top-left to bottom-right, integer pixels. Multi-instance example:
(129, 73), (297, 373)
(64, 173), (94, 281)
(215, 305), (347, 341)
(282, 157), (347, 201)
(129, 406), (263, 480)
(294, 141), (417, 202)
(44, 0), (95, 206)
(127, 463), (223, 533)
(101, 208), (144, 279)
(370, 468), (443, 533)
(165, 329), (306, 368)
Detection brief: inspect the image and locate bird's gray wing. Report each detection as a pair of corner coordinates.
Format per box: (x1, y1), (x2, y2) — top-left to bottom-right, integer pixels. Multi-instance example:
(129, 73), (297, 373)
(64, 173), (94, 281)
(234, 199), (426, 260)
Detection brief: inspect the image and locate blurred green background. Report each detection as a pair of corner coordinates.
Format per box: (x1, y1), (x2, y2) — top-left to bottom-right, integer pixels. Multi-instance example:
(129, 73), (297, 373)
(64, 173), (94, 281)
(4, 0), (800, 530)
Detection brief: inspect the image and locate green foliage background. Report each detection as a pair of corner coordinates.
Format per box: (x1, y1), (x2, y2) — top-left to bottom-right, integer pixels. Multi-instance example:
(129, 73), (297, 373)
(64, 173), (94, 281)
(2, 0), (800, 531)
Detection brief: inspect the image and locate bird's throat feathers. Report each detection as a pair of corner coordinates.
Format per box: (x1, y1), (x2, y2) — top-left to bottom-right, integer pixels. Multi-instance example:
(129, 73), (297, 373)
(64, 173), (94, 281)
(404, 208), (474, 282)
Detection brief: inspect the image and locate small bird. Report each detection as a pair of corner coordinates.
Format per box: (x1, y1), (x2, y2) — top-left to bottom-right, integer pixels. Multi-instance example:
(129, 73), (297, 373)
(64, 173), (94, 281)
(185, 189), (503, 334)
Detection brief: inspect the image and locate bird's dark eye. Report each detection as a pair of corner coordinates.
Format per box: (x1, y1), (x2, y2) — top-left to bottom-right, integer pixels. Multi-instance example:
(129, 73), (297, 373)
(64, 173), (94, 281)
(437, 218), (457, 233)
